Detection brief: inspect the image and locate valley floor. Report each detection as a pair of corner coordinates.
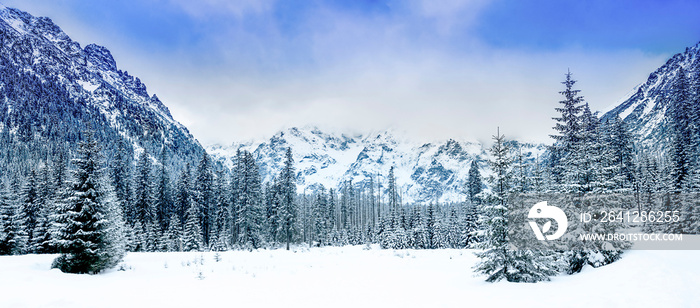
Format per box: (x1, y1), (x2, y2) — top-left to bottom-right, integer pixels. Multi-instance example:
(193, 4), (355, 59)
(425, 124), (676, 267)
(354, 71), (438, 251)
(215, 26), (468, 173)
(1, 246), (698, 307)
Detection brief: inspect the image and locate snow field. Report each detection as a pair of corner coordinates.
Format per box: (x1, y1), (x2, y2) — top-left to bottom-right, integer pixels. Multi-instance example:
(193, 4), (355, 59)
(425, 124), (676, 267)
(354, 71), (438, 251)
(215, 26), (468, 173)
(1, 247), (699, 307)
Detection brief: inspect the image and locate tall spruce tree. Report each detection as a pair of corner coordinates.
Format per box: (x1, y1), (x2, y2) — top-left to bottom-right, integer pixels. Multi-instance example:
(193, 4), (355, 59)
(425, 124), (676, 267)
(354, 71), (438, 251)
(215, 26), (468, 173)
(19, 169), (40, 251)
(194, 154), (214, 247)
(474, 129), (556, 282)
(668, 67), (694, 192)
(236, 151), (264, 249)
(134, 150), (155, 229)
(155, 148), (174, 231)
(467, 159), (482, 205)
(183, 199), (203, 252)
(278, 147), (296, 250)
(175, 163), (191, 226)
(111, 139), (133, 225)
(550, 70), (585, 190)
(0, 178), (27, 255)
(52, 133), (125, 274)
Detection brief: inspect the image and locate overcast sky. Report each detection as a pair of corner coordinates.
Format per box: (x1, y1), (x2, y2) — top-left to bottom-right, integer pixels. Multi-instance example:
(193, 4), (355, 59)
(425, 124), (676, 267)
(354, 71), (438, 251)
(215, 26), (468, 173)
(4, 0), (700, 145)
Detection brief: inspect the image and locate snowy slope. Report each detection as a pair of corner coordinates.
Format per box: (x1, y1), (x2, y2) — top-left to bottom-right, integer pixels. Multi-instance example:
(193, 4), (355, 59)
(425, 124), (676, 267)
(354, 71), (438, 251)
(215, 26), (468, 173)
(0, 5), (204, 165)
(211, 126), (493, 203)
(601, 41), (700, 152)
(1, 247), (699, 307)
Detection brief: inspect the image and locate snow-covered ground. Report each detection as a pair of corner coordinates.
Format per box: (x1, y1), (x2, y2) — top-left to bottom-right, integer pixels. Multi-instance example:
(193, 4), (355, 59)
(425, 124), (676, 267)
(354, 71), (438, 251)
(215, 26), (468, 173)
(1, 247), (699, 307)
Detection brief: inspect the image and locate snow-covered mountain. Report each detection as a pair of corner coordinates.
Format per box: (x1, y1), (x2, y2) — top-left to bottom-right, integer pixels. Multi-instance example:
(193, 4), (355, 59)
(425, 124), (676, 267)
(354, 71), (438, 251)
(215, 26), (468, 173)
(209, 126), (485, 203)
(209, 126), (547, 203)
(601, 41), (700, 153)
(0, 5), (204, 169)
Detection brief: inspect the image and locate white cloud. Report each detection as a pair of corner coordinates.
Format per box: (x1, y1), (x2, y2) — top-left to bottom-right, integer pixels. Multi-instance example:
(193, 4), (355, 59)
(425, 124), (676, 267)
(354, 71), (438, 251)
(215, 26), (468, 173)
(1, 1), (674, 146)
(162, 0), (275, 18)
(408, 0), (491, 35)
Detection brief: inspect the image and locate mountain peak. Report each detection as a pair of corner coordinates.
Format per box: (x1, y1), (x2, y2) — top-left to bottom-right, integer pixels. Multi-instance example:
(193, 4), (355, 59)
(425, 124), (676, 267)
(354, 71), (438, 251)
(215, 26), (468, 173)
(602, 40), (700, 151)
(207, 126), (493, 203)
(0, 5), (204, 172)
(85, 43), (117, 72)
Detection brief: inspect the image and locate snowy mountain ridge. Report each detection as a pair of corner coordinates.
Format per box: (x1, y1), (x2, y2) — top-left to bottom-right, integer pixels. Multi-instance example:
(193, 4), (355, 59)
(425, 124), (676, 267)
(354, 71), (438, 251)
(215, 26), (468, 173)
(208, 126), (485, 203)
(601, 41), (700, 152)
(208, 126), (548, 203)
(0, 5), (204, 167)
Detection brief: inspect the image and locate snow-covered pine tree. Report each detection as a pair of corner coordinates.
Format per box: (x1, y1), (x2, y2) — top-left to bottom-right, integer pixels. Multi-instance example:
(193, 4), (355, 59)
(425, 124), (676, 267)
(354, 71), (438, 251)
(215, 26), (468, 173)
(145, 222), (160, 252)
(212, 169), (230, 251)
(340, 180), (349, 230)
(32, 164), (56, 253)
(326, 188), (337, 238)
(513, 147), (531, 193)
(182, 199), (203, 252)
(578, 103), (603, 193)
(474, 129), (557, 282)
(230, 149), (243, 245)
(550, 70), (585, 190)
(166, 214), (182, 252)
(52, 132), (125, 274)
(425, 203), (437, 249)
(237, 151), (264, 249)
(111, 139), (133, 225)
(531, 154), (545, 193)
(311, 189), (328, 246)
(155, 147), (174, 232)
(0, 178), (27, 255)
(19, 169), (42, 252)
(467, 159), (483, 205)
(668, 67), (694, 193)
(134, 150), (155, 229)
(278, 147), (296, 250)
(462, 200), (479, 248)
(194, 154), (214, 247)
(175, 163), (191, 227)
(445, 207), (461, 248)
(606, 116), (635, 191)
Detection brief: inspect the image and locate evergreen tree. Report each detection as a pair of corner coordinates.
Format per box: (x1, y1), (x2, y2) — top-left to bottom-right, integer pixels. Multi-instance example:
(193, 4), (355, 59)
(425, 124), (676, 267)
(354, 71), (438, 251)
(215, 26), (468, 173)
(606, 116), (635, 191)
(578, 104), (604, 192)
(230, 149), (244, 245)
(175, 164), (191, 226)
(474, 129), (556, 282)
(33, 164), (55, 253)
(236, 151), (264, 249)
(212, 169), (230, 250)
(194, 154), (214, 247)
(19, 169), (40, 251)
(52, 133), (125, 274)
(134, 150), (155, 228)
(0, 179), (27, 255)
(387, 166), (399, 214)
(513, 148), (530, 193)
(550, 70), (585, 189)
(668, 67), (695, 192)
(155, 148), (174, 231)
(111, 139), (133, 225)
(467, 159), (482, 205)
(278, 147), (296, 250)
(311, 189), (328, 246)
(183, 199), (203, 252)
(425, 203), (437, 249)
(165, 214), (182, 252)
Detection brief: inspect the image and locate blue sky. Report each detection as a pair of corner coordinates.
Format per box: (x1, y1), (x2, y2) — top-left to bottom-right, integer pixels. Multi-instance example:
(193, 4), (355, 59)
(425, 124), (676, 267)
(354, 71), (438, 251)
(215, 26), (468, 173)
(4, 0), (700, 144)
